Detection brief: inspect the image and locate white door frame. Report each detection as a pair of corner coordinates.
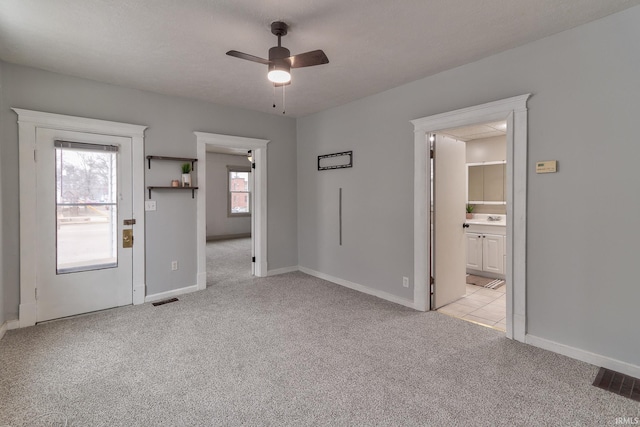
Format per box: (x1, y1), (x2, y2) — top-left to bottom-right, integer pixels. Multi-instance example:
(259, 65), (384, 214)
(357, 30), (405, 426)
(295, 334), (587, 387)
(194, 132), (269, 288)
(410, 94), (530, 341)
(14, 108), (147, 327)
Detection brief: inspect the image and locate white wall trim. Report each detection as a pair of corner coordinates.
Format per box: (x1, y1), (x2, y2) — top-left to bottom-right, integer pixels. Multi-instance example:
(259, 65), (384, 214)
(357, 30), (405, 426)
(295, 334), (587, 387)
(268, 266), (299, 276)
(410, 94), (531, 342)
(526, 334), (640, 379)
(13, 109), (147, 328)
(11, 109), (147, 137)
(144, 284), (199, 303)
(299, 266), (416, 310)
(0, 320), (21, 341)
(195, 132), (269, 288)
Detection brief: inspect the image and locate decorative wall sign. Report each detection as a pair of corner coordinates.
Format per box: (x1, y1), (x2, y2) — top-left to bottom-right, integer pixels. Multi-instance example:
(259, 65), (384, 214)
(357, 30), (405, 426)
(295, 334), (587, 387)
(318, 151), (353, 171)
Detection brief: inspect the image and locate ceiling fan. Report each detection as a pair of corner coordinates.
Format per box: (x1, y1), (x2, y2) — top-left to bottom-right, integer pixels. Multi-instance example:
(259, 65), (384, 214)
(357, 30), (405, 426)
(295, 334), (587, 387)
(226, 21), (329, 86)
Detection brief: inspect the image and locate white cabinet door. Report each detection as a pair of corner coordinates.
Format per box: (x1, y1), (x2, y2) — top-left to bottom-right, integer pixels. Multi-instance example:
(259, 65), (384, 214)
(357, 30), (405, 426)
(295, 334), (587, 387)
(482, 234), (504, 274)
(465, 233), (483, 270)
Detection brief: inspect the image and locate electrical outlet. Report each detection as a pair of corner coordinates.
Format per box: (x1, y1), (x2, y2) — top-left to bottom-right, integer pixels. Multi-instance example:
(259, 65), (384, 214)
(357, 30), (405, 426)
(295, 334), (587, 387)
(402, 277), (409, 288)
(145, 200), (157, 211)
(171, 261), (178, 271)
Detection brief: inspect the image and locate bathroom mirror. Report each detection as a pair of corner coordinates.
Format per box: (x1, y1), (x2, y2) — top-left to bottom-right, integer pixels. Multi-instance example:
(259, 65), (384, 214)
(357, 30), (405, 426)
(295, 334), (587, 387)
(467, 161), (506, 204)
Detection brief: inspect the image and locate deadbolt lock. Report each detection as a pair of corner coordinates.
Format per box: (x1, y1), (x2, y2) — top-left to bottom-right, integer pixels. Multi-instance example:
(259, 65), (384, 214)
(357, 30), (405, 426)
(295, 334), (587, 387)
(123, 229), (134, 248)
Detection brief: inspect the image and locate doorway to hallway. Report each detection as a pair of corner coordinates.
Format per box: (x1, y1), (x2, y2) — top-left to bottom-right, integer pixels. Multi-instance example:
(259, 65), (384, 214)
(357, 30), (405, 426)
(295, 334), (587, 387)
(195, 132), (269, 291)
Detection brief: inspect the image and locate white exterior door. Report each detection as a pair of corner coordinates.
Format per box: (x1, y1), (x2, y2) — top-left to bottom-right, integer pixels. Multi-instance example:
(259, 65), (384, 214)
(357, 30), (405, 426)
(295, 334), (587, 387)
(433, 134), (467, 309)
(35, 128), (134, 322)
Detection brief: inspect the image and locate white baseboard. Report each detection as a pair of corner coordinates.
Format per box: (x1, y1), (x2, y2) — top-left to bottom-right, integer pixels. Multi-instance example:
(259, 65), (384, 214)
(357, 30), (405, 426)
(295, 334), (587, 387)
(144, 284), (199, 303)
(0, 319), (20, 340)
(206, 233), (251, 241)
(268, 266), (299, 276)
(526, 334), (640, 379)
(299, 266), (416, 310)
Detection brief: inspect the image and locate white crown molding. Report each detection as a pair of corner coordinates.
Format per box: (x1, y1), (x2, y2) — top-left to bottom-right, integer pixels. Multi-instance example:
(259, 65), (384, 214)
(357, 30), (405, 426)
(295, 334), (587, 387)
(12, 108), (147, 136)
(411, 94), (531, 132)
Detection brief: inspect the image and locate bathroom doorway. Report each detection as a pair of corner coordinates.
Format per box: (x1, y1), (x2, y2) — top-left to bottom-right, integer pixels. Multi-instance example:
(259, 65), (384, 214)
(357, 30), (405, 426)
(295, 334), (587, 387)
(411, 94), (530, 341)
(431, 120), (508, 331)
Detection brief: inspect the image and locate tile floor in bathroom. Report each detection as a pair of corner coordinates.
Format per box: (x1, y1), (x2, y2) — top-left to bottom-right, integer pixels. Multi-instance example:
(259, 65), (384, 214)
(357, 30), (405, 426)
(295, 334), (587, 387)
(437, 283), (506, 331)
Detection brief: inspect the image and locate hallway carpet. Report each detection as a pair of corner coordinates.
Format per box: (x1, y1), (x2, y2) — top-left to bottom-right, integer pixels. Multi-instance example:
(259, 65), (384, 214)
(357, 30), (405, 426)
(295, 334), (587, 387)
(206, 237), (252, 286)
(1, 270), (637, 425)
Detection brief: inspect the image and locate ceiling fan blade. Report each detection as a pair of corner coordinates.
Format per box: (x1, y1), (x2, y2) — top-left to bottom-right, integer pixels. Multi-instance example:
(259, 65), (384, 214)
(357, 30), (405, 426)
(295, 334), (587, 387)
(273, 81), (292, 87)
(226, 50), (271, 65)
(288, 50), (329, 68)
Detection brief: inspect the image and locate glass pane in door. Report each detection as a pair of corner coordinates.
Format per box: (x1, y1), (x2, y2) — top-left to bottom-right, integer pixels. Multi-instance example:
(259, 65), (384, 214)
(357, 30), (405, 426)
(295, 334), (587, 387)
(55, 147), (118, 274)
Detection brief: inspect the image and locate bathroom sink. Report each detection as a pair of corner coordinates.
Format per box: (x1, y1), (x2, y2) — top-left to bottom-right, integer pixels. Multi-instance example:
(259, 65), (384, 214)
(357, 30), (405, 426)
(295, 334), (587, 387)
(466, 214), (506, 226)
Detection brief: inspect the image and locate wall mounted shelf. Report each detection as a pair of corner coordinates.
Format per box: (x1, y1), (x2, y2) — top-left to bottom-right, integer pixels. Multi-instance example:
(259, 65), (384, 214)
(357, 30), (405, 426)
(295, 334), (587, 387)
(146, 155), (197, 170)
(146, 155), (198, 198)
(147, 186), (198, 199)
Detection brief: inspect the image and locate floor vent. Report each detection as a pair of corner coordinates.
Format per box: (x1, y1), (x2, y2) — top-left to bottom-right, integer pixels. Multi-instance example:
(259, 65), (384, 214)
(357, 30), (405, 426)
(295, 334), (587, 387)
(152, 297), (179, 307)
(593, 367), (640, 402)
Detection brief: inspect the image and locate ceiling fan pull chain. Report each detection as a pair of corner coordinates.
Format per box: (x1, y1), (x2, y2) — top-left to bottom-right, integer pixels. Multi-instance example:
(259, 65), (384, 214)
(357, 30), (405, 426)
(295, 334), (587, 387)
(273, 84), (276, 109)
(282, 84), (286, 115)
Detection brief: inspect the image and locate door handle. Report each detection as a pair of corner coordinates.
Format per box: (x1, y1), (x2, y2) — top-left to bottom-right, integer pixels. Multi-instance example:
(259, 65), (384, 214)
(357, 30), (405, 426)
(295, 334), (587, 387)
(462, 223), (470, 228)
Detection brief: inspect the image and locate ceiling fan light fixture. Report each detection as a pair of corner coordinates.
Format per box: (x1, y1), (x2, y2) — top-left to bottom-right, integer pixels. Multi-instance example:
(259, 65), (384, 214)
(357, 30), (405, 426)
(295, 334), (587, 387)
(267, 63), (291, 84)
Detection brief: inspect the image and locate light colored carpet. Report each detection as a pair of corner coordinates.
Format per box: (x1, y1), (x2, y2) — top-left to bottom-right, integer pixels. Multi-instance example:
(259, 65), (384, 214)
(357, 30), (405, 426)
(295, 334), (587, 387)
(206, 237), (252, 287)
(1, 261), (637, 425)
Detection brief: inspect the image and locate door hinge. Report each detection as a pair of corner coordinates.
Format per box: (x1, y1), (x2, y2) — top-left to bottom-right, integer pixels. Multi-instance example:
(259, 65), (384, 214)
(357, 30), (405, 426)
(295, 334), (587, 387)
(252, 256), (256, 263)
(430, 149), (434, 159)
(251, 163), (255, 169)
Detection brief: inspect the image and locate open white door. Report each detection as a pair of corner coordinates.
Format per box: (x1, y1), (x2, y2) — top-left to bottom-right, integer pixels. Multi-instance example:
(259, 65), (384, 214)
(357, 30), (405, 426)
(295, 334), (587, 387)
(35, 128), (134, 322)
(433, 134), (467, 309)
(249, 160), (255, 276)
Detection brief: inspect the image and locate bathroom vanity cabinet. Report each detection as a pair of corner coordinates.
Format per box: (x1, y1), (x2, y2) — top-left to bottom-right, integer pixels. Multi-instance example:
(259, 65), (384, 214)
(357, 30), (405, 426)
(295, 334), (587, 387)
(465, 221), (506, 277)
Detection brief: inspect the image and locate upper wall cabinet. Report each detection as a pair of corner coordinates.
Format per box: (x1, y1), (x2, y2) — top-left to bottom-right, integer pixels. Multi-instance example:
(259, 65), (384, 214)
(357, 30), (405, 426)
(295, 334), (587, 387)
(467, 161), (506, 204)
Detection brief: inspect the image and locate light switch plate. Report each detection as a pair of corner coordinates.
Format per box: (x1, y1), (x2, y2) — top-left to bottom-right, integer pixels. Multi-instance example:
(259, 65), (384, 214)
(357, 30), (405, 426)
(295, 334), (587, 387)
(536, 160), (557, 174)
(145, 200), (157, 211)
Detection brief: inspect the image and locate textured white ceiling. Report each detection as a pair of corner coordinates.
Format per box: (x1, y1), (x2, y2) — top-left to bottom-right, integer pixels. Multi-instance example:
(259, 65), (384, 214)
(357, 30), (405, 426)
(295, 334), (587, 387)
(0, 0), (638, 117)
(442, 121), (506, 142)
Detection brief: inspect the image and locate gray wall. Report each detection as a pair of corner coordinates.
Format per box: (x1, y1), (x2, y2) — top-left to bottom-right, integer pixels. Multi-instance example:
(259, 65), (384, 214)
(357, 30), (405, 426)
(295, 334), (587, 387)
(206, 152), (251, 238)
(0, 62), (297, 316)
(297, 5), (640, 368)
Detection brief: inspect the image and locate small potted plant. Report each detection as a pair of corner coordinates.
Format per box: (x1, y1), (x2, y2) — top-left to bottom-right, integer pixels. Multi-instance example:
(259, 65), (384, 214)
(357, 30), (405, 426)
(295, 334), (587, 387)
(466, 204), (474, 219)
(181, 163), (192, 187)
